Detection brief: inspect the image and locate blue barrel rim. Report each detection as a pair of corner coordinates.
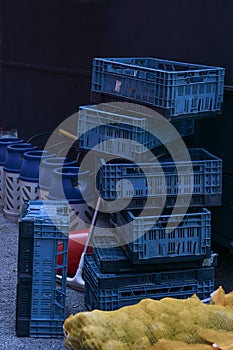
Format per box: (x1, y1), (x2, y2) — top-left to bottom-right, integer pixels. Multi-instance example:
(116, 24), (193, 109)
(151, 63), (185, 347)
(23, 149), (50, 160)
(0, 137), (23, 145)
(41, 157), (68, 166)
(6, 143), (37, 152)
(54, 166), (90, 178)
(41, 157), (77, 168)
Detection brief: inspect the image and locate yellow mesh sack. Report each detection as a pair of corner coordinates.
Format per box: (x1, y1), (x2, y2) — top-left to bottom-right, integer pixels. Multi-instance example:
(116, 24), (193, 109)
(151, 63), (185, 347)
(150, 339), (214, 349)
(63, 288), (233, 350)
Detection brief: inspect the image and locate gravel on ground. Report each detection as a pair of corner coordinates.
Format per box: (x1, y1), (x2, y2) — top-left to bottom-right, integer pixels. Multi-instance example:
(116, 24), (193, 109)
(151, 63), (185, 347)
(0, 211), (85, 350)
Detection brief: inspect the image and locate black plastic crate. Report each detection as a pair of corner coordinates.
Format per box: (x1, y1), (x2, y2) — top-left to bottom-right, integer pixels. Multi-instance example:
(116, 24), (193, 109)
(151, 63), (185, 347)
(17, 220), (34, 276)
(92, 234), (218, 274)
(84, 253), (215, 290)
(16, 276), (32, 337)
(84, 254), (215, 311)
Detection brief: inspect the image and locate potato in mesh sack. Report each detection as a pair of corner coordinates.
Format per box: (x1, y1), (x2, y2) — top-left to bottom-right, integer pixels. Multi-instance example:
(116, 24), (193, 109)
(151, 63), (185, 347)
(63, 288), (233, 350)
(210, 286), (233, 310)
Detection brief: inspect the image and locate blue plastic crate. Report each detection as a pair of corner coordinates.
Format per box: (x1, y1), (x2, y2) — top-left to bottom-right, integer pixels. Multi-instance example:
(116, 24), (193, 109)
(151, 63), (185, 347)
(77, 104), (195, 158)
(84, 254), (215, 311)
(111, 208), (211, 264)
(30, 320), (64, 339)
(91, 57), (225, 118)
(92, 234), (217, 273)
(98, 148), (222, 208)
(16, 200), (69, 338)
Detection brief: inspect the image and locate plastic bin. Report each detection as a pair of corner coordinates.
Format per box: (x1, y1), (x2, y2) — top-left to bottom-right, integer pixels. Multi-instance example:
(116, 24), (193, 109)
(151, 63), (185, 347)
(92, 234), (217, 273)
(48, 166), (94, 231)
(77, 104), (195, 159)
(0, 138), (23, 208)
(98, 148), (222, 208)
(91, 57), (225, 118)
(84, 254), (215, 311)
(111, 208), (211, 264)
(19, 150), (51, 205)
(39, 157), (77, 200)
(16, 200), (69, 338)
(3, 143), (37, 221)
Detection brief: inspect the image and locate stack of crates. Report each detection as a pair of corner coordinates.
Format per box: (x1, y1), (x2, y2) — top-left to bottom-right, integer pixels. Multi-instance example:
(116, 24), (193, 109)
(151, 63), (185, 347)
(16, 200), (69, 337)
(77, 57), (224, 311)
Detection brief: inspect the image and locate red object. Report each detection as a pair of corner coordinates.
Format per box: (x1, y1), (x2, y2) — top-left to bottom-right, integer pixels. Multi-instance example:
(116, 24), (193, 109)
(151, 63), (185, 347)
(57, 229), (92, 277)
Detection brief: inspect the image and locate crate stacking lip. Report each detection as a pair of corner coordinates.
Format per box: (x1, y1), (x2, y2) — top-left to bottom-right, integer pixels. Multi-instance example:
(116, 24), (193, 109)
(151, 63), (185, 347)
(91, 57), (225, 118)
(97, 148), (222, 208)
(16, 200), (69, 338)
(92, 234), (217, 274)
(110, 207), (211, 265)
(84, 254), (215, 311)
(77, 103), (195, 159)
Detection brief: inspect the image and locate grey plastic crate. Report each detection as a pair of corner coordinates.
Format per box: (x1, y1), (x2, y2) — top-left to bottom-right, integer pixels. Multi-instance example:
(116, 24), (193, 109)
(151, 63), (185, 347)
(98, 148), (222, 208)
(111, 208), (211, 264)
(77, 104), (195, 159)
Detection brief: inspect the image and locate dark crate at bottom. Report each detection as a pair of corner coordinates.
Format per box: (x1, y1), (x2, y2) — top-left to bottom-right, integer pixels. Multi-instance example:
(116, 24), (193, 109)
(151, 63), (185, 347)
(84, 254), (215, 311)
(92, 234), (217, 274)
(16, 276), (32, 337)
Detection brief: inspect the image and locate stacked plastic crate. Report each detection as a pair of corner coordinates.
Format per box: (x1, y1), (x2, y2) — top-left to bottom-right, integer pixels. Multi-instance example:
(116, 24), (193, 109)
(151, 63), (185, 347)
(16, 200), (69, 337)
(79, 57), (225, 311)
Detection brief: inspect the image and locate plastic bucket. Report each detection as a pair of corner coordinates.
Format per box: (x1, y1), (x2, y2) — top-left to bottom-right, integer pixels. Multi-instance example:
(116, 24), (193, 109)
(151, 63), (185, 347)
(57, 229), (92, 277)
(39, 157), (77, 200)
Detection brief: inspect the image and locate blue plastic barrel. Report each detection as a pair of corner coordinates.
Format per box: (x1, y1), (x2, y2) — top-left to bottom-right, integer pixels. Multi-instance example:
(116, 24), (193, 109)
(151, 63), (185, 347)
(39, 157), (77, 199)
(0, 138), (23, 208)
(48, 166), (94, 230)
(4, 143), (37, 173)
(19, 150), (52, 203)
(3, 143), (37, 221)
(48, 166), (94, 203)
(0, 138), (23, 166)
(19, 150), (51, 182)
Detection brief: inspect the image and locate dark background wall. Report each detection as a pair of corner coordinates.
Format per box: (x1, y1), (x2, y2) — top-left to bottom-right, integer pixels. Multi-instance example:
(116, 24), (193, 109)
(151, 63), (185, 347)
(1, 0), (233, 140)
(1, 0), (233, 246)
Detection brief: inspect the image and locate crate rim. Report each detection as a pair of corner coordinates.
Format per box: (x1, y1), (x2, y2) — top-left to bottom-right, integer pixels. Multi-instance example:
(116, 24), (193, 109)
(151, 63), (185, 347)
(126, 207), (211, 221)
(100, 147), (222, 166)
(93, 57), (225, 73)
(78, 104), (154, 123)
